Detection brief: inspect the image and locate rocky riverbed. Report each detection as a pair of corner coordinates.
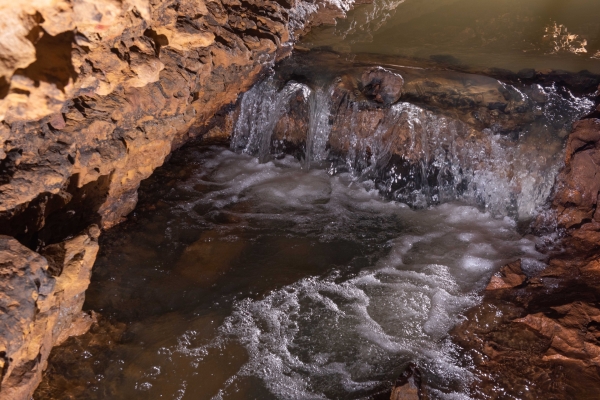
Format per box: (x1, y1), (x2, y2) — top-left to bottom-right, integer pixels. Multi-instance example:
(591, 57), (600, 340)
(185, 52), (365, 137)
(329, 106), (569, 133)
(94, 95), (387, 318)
(1, 1), (600, 399)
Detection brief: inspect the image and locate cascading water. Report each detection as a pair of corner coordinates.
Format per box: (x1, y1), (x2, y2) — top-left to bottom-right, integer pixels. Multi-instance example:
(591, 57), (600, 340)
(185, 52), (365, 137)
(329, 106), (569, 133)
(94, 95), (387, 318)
(38, 69), (594, 399)
(231, 78), (312, 163)
(231, 66), (593, 220)
(37, 146), (546, 399)
(305, 87), (333, 169)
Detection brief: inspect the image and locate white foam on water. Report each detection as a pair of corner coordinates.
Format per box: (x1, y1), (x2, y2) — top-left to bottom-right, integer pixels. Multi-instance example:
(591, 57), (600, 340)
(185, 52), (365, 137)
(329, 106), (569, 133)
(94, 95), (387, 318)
(166, 149), (545, 399)
(233, 76), (593, 221)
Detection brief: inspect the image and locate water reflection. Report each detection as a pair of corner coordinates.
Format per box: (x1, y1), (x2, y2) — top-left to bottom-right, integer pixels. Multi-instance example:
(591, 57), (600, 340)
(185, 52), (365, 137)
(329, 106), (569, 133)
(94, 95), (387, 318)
(301, 0), (600, 73)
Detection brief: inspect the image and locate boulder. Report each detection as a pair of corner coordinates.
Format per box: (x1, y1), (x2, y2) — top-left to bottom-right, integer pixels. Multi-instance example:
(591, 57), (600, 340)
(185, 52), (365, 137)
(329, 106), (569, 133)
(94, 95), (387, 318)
(361, 67), (404, 105)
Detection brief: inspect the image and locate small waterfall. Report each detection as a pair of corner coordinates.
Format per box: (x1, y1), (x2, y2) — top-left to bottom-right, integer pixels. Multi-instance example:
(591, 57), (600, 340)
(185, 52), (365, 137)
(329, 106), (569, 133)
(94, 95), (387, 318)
(305, 88), (333, 169)
(231, 78), (311, 163)
(231, 71), (593, 220)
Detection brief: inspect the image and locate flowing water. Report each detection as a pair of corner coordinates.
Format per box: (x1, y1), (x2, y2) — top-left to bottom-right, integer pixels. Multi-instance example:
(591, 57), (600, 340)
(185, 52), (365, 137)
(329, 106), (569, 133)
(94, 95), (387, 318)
(230, 62), (593, 221)
(38, 145), (546, 399)
(37, 1), (600, 399)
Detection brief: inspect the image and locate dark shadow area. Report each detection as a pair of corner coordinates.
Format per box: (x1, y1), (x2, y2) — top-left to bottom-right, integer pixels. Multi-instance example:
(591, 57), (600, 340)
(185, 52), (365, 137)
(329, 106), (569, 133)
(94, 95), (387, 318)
(16, 29), (77, 92)
(0, 173), (110, 250)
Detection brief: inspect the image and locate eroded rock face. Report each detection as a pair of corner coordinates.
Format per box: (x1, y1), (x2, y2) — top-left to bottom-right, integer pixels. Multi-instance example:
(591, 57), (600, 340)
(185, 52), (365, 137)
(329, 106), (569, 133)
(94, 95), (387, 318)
(0, 0), (354, 243)
(449, 117), (600, 399)
(552, 118), (600, 229)
(0, 227), (99, 400)
(0, 3), (357, 399)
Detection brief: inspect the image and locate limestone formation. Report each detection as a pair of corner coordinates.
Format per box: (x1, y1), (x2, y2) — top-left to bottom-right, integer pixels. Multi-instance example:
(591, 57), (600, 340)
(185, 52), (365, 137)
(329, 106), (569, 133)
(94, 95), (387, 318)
(0, 226), (99, 400)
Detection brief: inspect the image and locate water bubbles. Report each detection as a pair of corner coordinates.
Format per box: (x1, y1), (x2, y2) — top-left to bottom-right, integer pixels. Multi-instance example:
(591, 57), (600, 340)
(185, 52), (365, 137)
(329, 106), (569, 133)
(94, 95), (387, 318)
(232, 74), (591, 221)
(135, 382), (153, 391)
(161, 157), (543, 398)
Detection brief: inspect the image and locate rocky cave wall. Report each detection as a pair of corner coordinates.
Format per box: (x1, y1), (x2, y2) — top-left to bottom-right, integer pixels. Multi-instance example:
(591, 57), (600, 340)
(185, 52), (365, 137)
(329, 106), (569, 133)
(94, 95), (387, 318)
(0, 0), (353, 398)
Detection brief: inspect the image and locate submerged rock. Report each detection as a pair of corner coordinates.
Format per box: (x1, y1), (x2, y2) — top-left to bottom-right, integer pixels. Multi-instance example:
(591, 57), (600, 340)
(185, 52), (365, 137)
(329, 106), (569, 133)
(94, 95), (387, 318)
(390, 363), (424, 400)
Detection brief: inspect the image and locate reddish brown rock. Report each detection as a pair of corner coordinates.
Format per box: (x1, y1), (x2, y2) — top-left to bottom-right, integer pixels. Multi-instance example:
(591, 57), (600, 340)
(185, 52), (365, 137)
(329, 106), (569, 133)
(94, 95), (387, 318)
(0, 226), (99, 400)
(390, 363), (424, 400)
(361, 67), (404, 105)
(449, 114), (600, 399)
(552, 118), (600, 229)
(485, 260), (526, 290)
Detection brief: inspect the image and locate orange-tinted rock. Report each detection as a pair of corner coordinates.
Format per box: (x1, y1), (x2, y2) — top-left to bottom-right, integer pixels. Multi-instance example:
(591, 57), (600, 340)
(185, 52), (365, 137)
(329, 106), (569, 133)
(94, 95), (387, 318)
(486, 260), (526, 290)
(0, 4), (358, 398)
(0, 0), (357, 239)
(0, 226), (99, 400)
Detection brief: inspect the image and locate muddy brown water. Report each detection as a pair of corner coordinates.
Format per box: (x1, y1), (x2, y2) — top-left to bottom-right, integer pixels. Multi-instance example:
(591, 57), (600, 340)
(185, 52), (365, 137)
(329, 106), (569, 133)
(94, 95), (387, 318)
(301, 0), (600, 74)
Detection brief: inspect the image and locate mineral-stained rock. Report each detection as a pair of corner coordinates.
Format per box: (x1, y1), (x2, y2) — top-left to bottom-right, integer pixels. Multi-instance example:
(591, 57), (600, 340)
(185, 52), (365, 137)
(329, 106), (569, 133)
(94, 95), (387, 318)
(485, 260), (526, 290)
(0, 226), (99, 400)
(552, 118), (600, 229)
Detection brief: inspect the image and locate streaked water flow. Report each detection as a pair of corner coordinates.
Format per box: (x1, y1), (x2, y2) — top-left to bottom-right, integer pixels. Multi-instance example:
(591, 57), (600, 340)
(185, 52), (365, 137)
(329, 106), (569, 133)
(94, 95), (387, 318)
(38, 146), (545, 399)
(231, 72), (592, 220)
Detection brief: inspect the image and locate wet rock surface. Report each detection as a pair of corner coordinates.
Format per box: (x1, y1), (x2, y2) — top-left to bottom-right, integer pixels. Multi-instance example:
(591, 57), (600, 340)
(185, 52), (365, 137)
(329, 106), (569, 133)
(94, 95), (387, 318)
(449, 117), (600, 399)
(0, 227), (99, 399)
(552, 118), (600, 229)
(232, 50), (592, 217)
(360, 67), (404, 105)
(451, 242), (600, 399)
(389, 363), (423, 400)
